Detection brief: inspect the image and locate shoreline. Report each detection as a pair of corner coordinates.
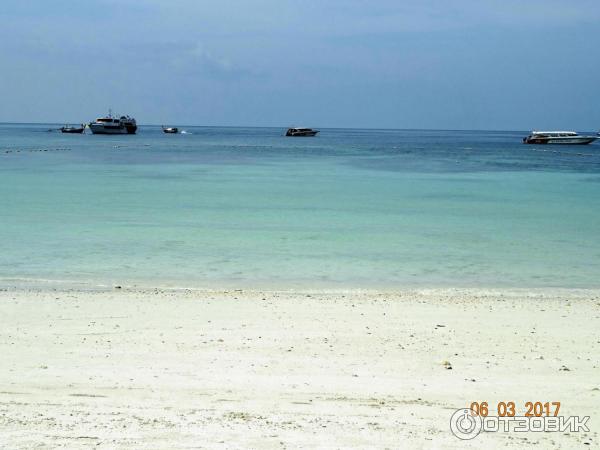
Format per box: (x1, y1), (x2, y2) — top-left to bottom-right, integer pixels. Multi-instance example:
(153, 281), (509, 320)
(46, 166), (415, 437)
(1, 287), (599, 448)
(3, 276), (600, 294)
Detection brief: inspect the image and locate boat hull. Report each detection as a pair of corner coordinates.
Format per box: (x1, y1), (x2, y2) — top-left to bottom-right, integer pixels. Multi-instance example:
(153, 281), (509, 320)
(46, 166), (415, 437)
(286, 131), (319, 137)
(523, 137), (597, 145)
(89, 124), (137, 135)
(60, 128), (85, 134)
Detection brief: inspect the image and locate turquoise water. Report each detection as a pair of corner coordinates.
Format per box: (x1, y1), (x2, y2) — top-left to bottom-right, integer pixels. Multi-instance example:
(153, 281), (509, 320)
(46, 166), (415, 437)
(1, 124), (599, 288)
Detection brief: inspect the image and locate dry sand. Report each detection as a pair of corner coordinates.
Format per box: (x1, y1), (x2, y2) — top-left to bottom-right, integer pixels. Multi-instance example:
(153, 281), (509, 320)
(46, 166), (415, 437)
(0, 287), (599, 449)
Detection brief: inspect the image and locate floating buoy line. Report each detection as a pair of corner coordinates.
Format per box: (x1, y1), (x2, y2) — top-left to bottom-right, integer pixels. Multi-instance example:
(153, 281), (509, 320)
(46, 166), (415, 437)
(2, 147), (71, 154)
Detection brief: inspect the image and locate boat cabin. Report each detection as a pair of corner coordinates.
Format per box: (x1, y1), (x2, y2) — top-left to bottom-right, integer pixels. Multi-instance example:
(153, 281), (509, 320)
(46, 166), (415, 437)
(531, 131), (578, 137)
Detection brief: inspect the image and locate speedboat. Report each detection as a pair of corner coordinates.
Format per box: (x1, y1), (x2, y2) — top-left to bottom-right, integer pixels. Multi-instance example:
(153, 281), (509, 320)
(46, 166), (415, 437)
(60, 124), (85, 134)
(162, 126), (179, 134)
(522, 131), (597, 145)
(285, 127), (319, 137)
(89, 110), (137, 134)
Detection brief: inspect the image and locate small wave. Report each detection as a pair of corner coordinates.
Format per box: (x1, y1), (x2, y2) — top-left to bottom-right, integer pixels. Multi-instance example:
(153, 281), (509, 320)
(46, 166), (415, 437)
(530, 148), (593, 157)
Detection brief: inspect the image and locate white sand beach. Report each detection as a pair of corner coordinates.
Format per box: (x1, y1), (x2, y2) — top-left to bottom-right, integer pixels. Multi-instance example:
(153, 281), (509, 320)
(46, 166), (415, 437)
(0, 287), (598, 449)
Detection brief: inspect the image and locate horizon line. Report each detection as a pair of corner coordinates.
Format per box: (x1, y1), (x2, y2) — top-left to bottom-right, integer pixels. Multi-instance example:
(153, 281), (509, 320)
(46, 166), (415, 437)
(0, 121), (542, 133)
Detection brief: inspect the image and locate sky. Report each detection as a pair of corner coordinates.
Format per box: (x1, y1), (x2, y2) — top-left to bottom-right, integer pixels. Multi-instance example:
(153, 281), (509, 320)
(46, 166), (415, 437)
(1, 0), (599, 130)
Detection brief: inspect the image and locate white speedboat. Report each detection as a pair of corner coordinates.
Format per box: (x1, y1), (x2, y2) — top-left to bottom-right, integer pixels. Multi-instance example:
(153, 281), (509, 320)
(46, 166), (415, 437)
(89, 111), (137, 134)
(285, 127), (319, 137)
(523, 131), (597, 145)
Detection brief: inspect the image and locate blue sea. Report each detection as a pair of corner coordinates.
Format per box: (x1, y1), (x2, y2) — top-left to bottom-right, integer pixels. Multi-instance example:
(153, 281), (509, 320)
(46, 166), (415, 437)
(1, 123), (599, 288)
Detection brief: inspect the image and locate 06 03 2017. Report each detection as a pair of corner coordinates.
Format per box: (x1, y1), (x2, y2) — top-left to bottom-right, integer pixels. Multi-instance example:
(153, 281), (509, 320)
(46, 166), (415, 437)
(469, 401), (561, 417)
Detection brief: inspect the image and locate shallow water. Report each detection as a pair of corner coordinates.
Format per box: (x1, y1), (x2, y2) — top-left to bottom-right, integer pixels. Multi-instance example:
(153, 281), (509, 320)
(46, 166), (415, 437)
(1, 124), (599, 288)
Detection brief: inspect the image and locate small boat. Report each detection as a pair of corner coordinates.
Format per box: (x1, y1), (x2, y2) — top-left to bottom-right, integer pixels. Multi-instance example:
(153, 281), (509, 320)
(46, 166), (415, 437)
(60, 124), (85, 134)
(162, 126), (179, 134)
(523, 131), (598, 145)
(89, 110), (137, 135)
(285, 127), (319, 137)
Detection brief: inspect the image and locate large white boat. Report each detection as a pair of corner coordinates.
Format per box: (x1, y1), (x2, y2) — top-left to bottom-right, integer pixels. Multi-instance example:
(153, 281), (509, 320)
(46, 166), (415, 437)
(523, 131), (597, 145)
(89, 111), (137, 135)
